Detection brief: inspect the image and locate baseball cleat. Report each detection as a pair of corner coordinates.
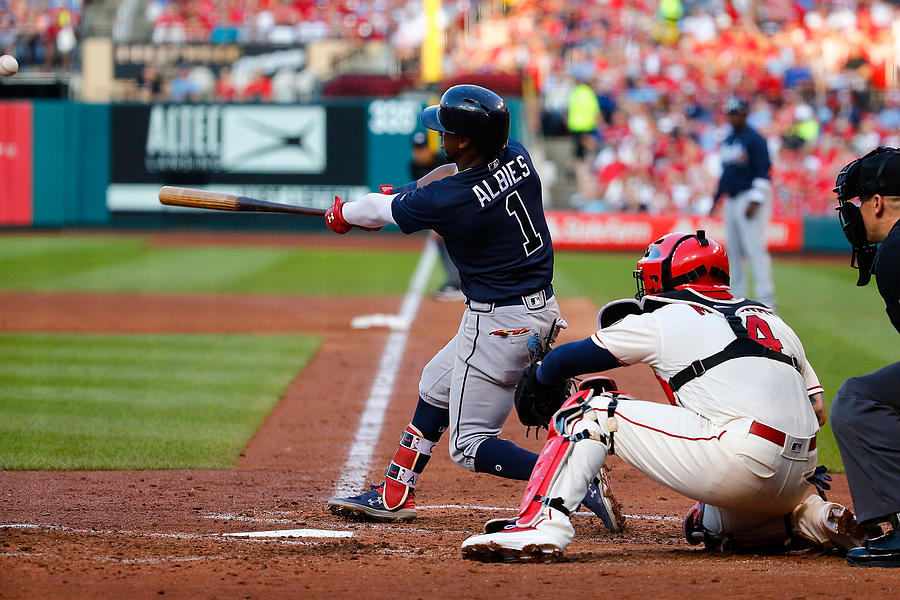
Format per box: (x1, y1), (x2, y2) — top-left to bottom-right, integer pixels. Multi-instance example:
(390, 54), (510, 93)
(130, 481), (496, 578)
(846, 528), (900, 568)
(327, 483), (416, 522)
(461, 526), (565, 563)
(581, 467), (626, 533)
(826, 503), (883, 555)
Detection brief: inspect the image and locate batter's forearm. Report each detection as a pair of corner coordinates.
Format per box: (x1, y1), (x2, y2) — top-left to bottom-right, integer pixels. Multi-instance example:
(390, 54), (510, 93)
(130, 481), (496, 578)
(342, 192), (397, 227)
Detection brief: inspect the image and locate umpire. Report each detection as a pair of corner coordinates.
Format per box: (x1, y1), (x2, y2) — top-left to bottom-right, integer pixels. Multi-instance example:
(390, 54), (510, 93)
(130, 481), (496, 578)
(713, 97), (776, 308)
(831, 147), (900, 568)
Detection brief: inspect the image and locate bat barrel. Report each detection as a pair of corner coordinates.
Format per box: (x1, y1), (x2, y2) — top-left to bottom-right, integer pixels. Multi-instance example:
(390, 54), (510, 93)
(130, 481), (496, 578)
(158, 186), (327, 217)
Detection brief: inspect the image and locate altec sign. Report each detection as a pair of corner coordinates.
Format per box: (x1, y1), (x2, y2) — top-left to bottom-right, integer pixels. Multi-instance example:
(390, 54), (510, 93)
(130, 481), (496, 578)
(0, 102), (33, 225)
(545, 212), (803, 252)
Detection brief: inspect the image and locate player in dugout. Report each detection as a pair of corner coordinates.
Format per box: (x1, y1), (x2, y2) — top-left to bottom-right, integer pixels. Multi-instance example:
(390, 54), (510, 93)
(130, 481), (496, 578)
(831, 147), (900, 568)
(322, 84), (619, 531)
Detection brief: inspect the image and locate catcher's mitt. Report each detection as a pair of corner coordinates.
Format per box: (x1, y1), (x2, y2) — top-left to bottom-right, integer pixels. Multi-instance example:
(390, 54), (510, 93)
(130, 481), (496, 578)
(514, 364), (569, 429)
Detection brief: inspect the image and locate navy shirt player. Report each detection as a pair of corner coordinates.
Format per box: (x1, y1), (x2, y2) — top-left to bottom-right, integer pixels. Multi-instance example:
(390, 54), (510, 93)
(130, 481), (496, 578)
(712, 97), (776, 308)
(325, 85), (616, 529)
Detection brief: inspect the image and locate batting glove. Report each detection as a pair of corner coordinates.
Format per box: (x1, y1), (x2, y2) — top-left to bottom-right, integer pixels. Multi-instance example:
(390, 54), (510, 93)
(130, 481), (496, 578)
(325, 195), (353, 234)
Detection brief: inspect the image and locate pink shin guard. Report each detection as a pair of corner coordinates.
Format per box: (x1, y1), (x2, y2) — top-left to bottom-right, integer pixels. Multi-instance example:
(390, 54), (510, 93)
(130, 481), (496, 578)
(514, 389), (609, 529)
(515, 434), (573, 526)
(382, 424), (437, 510)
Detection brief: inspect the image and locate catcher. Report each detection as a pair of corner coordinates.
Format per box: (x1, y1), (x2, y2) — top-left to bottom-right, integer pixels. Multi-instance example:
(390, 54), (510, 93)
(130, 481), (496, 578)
(462, 230), (877, 562)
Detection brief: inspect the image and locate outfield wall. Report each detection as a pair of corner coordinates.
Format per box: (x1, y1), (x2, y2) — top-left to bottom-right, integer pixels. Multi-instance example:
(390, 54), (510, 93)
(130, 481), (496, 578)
(0, 99), (847, 253)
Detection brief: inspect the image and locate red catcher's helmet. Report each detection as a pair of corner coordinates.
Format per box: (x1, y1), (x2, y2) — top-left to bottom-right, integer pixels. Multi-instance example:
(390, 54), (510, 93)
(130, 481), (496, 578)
(633, 230), (730, 298)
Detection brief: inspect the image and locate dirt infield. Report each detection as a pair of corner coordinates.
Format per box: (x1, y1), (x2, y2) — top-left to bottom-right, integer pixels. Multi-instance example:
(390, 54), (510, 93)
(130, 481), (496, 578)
(1, 238), (896, 599)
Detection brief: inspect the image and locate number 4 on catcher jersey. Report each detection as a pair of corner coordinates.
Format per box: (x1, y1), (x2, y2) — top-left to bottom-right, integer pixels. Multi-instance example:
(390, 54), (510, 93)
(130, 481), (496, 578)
(746, 315), (783, 353)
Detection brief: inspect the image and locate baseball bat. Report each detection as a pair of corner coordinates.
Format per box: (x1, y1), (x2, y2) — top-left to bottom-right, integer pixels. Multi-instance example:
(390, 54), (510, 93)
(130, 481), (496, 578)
(158, 186), (326, 216)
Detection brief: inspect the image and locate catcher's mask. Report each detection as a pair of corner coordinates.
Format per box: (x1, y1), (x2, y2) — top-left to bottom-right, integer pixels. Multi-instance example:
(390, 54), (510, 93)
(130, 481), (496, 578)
(633, 230), (730, 299)
(833, 146), (900, 286)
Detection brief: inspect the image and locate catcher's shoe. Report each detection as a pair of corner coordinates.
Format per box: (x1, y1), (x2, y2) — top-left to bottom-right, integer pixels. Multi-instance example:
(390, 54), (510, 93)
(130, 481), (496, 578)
(683, 502), (723, 550)
(792, 495), (881, 555)
(327, 483), (416, 522)
(580, 467), (625, 533)
(461, 525), (565, 563)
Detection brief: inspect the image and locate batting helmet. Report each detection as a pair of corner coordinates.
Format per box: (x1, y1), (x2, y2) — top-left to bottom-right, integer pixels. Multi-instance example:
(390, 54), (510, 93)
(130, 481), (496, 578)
(420, 84), (510, 158)
(633, 230), (730, 299)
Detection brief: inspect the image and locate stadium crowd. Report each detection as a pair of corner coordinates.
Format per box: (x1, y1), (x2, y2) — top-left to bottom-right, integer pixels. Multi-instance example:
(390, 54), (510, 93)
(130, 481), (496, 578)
(0, 0), (82, 71)
(6, 0), (898, 216)
(130, 0), (900, 216)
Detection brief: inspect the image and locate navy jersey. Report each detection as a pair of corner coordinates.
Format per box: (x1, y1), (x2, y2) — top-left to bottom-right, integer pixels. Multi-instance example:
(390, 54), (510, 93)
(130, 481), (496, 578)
(391, 139), (554, 303)
(715, 126), (771, 200)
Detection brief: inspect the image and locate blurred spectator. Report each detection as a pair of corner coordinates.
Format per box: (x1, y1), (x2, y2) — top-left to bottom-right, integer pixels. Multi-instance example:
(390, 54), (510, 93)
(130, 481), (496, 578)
(243, 69), (273, 102)
(0, 13), (17, 54)
(137, 64), (162, 103)
(567, 74), (602, 203)
(214, 65), (238, 102)
(169, 64), (199, 102)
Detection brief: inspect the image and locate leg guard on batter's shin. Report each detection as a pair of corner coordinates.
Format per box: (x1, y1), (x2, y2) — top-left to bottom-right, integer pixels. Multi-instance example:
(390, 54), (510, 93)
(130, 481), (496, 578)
(382, 424), (438, 510)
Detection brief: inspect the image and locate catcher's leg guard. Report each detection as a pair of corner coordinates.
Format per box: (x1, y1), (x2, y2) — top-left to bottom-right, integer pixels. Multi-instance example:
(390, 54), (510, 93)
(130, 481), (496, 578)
(790, 495), (881, 555)
(382, 423), (438, 510)
(463, 393), (610, 561)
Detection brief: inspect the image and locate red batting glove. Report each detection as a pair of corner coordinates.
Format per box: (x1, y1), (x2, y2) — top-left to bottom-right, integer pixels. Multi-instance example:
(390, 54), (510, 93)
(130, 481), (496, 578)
(325, 195), (352, 234)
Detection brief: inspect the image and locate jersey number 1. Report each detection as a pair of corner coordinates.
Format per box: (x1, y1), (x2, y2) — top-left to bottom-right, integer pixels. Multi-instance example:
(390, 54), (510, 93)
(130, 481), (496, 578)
(506, 191), (543, 256)
(746, 315), (783, 352)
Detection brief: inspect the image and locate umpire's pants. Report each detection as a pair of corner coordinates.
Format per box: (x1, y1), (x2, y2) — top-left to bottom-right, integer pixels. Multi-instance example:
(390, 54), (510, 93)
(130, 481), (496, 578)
(830, 361), (900, 523)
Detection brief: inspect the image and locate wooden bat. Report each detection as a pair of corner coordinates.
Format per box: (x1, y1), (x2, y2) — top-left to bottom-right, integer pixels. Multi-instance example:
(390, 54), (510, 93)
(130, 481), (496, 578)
(158, 186), (326, 216)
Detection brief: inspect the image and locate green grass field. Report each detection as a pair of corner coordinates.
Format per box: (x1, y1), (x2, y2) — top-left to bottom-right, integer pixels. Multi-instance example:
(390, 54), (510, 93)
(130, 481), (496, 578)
(0, 333), (319, 470)
(1, 234), (896, 470)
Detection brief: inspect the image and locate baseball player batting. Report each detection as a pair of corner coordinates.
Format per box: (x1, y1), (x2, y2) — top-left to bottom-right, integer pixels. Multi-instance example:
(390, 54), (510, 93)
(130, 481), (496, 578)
(462, 231), (877, 562)
(324, 84), (617, 528)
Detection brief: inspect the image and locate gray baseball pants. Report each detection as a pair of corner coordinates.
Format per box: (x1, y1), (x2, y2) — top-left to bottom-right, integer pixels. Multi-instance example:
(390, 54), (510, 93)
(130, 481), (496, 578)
(724, 189), (775, 307)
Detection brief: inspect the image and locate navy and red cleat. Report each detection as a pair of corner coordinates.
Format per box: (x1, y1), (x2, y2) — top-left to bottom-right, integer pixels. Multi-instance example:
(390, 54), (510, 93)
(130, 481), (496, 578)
(327, 483), (416, 522)
(580, 467), (626, 533)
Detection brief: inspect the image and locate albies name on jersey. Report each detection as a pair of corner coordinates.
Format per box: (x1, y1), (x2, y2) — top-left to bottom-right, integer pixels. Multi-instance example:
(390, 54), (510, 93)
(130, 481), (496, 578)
(472, 155), (532, 207)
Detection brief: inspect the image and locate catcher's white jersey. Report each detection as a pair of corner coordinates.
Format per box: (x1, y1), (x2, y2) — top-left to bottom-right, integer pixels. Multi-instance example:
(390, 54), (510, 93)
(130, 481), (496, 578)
(592, 293), (820, 437)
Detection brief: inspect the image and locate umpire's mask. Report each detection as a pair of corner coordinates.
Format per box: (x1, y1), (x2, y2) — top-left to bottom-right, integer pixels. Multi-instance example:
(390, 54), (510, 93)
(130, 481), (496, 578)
(833, 147), (900, 286)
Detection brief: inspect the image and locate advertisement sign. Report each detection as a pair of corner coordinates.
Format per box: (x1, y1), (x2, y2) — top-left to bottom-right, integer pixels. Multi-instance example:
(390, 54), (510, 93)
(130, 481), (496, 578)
(114, 44), (307, 79)
(545, 212), (804, 252)
(0, 101), (33, 225)
(108, 103), (366, 211)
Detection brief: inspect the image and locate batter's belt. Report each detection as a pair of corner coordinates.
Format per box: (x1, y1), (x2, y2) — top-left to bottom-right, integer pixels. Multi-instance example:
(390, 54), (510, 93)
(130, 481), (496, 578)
(467, 284), (554, 312)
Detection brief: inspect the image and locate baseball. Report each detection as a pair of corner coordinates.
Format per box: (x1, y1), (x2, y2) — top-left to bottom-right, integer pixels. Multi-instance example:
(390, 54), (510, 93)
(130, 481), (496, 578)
(0, 54), (18, 77)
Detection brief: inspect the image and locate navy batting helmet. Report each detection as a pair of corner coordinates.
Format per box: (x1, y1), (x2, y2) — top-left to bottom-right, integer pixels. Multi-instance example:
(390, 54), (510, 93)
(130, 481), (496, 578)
(421, 84), (510, 158)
